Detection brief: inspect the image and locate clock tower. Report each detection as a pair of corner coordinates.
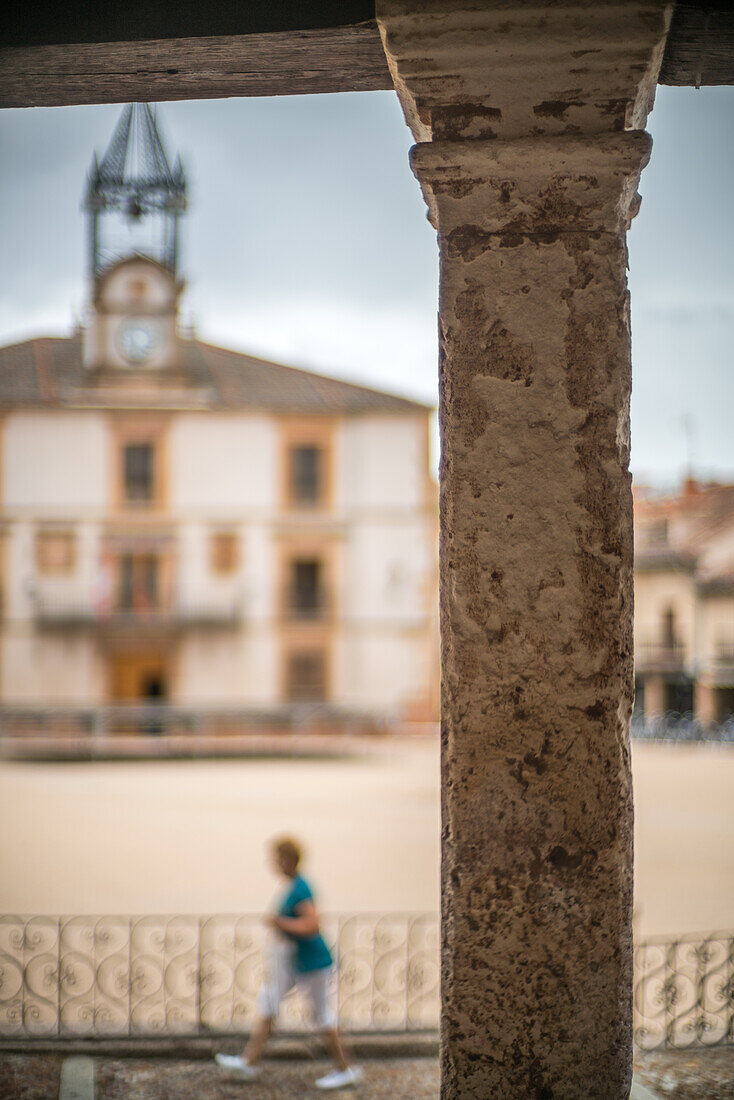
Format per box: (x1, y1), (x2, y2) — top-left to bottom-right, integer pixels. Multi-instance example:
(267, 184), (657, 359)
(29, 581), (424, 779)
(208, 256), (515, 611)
(82, 103), (187, 373)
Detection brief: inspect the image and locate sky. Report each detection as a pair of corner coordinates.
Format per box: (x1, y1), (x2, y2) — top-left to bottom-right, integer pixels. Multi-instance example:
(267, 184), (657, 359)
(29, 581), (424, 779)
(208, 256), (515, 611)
(0, 85), (732, 485)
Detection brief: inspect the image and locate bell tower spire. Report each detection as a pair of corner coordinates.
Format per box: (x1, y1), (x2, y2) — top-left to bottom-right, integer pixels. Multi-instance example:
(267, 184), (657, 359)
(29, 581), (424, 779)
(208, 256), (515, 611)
(82, 104), (187, 374)
(84, 103), (187, 281)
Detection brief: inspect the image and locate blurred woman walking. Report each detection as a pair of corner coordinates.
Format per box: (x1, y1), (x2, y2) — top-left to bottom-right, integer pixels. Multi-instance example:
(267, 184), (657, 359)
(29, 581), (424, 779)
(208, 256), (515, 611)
(214, 836), (362, 1091)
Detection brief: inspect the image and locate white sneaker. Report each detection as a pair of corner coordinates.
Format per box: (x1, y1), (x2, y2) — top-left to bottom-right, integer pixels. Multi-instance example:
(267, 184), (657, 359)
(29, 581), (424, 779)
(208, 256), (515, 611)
(214, 1053), (261, 1081)
(315, 1066), (363, 1090)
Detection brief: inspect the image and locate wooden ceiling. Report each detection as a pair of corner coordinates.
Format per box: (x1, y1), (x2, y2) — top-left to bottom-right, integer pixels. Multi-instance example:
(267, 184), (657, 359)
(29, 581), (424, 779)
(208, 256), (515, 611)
(659, 2), (734, 86)
(0, 1), (732, 109)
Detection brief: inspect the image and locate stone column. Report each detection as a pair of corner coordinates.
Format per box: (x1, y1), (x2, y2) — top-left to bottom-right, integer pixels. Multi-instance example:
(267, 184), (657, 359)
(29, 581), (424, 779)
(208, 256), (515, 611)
(376, 3), (671, 1097)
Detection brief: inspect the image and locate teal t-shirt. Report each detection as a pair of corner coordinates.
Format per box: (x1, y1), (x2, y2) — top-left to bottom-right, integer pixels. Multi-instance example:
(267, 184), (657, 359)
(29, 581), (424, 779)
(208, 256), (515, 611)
(278, 874), (333, 973)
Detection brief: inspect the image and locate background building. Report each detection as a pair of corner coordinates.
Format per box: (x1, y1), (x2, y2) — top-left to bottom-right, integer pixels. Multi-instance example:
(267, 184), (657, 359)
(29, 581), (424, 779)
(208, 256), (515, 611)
(634, 478), (734, 724)
(0, 104), (438, 728)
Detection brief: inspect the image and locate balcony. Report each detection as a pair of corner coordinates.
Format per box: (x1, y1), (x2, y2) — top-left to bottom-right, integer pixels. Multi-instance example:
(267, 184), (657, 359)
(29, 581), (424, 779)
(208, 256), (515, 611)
(636, 640), (687, 673)
(33, 593), (243, 631)
(285, 601), (330, 621)
(708, 643), (734, 685)
(284, 585), (331, 621)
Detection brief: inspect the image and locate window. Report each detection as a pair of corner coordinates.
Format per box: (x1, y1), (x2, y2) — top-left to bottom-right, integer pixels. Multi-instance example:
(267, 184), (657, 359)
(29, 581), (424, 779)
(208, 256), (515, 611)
(289, 558), (323, 617)
(123, 442), (155, 504)
(290, 445), (322, 506)
(113, 419), (167, 510)
(118, 554), (159, 611)
(211, 532), (239, 575)
(36, 530), (75, 573)
(661, 606), (677, 648)
(286, 650), (326, 702)
(648, 518), (669, 546)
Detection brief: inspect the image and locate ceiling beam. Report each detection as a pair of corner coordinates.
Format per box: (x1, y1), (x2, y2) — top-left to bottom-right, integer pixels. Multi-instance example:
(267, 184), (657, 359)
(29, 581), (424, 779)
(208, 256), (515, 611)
(0, 1), (377, 47)
(2, 1), (734, 109)
(0, 22), (392, 108)
(659, 2), (734, 86)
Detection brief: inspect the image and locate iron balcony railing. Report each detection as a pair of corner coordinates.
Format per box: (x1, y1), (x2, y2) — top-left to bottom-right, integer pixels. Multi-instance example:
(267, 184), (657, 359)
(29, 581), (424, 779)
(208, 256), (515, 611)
(284, 587), (331, 621)
(0, 914), (731, 1050)
(0, 704), (393, 756)
(635, 641), (687, 672)
(712, 644), (734, 680)
(33, 595), (243, 629)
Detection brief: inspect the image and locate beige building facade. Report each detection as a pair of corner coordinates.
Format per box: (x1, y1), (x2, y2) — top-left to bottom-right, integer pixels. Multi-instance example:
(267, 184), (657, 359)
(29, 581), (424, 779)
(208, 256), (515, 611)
(0, 104), (438, 724)
(634, 479), (734, 724)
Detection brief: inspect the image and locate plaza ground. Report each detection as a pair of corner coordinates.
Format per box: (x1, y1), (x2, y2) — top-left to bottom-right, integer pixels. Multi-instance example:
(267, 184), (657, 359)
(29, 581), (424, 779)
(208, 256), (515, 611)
(2, 1045), (734, 1100)
(0, 737), (733, 939)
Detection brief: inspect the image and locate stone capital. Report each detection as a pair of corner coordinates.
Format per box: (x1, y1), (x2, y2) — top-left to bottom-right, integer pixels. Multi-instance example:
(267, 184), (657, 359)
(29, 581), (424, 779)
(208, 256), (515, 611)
(410, 131), (652, 235)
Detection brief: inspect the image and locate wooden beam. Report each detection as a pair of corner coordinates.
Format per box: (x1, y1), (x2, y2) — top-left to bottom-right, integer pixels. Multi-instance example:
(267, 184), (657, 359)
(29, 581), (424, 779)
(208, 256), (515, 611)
(4, 1), (734, 109)
(0, 1), (377, 47)
(0, 22), (392, 108)
(659, 2), (734, 86)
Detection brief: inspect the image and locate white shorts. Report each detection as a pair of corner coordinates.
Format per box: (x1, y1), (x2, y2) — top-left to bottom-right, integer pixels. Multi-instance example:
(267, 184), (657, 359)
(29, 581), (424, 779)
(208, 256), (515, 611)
(256, 945), (336, 1030)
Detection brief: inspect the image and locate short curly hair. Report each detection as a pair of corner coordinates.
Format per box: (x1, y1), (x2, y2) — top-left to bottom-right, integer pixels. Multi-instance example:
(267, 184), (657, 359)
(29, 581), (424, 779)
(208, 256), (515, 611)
(271, 836), (303, 869)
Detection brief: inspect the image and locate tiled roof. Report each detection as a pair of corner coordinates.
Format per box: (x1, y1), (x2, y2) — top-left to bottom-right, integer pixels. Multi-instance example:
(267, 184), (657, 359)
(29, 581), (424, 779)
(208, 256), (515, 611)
(0, 335), (430, 415)
(634, 482), (734, 527)
(634, 480), (734, 583)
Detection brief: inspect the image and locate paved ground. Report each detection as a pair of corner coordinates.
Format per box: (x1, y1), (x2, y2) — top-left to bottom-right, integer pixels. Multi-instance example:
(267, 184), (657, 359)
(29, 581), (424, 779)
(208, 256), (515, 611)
(1, 738), (733, 937)
(0, 1052), (439, 1100)
(0, 737), (441, 915)
(635, 1047), (734, 1099)
(0, 1054), (63, 1100)
(2, 1047), (733, 1099)
(96, 1057), (439, 1099)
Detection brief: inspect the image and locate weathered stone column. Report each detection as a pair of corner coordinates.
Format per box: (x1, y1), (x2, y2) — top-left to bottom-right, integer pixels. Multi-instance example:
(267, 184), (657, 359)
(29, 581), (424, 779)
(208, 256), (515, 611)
(377, 3), (671, 1097)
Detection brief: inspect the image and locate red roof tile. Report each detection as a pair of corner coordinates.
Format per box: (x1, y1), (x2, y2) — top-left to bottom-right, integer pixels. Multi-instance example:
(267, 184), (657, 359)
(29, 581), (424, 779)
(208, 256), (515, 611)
(0, 335), (431, 416)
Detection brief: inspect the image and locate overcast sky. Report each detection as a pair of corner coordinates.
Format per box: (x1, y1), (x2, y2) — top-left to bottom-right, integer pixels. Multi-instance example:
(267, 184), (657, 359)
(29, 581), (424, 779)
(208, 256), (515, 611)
(0, 85), (731, 485)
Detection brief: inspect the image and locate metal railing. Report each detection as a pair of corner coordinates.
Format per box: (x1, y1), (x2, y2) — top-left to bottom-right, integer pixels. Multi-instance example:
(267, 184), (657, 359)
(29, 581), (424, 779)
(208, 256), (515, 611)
(283, 588), (331, 621)
(0, 914), (438, 1038)
(0, 705), (391, 757)
(1, 915), (731, 1049)
(635, 641), (687, 671)
(33, 595), (242, 629)
(631, 712), (734, 742)
(635, 932), (734, 1049)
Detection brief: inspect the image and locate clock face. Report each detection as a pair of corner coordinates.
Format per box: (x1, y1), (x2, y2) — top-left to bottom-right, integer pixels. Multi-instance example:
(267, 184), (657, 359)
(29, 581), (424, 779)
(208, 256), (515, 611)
(116, 320), (161, 364)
